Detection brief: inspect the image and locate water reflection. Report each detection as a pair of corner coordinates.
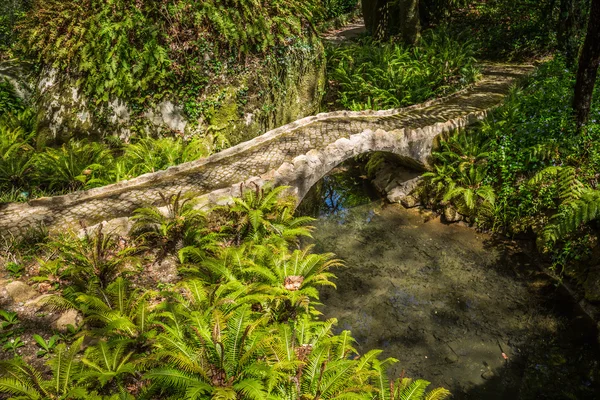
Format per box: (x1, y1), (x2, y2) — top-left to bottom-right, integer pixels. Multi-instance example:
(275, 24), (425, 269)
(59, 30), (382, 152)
(297, 161), (600, 399)
(296, 164), (379, 222)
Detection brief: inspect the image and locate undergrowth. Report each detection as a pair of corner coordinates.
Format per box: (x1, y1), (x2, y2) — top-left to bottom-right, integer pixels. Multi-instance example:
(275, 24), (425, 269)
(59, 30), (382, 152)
(0, 186), (451, 399)
(0, 109), (229, 201)
(420, 58), (600, 285)
(326, 27), (479, 111)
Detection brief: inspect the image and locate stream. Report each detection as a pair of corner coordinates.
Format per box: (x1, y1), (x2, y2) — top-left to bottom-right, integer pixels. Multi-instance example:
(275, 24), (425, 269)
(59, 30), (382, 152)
(297, 161), (600, 399)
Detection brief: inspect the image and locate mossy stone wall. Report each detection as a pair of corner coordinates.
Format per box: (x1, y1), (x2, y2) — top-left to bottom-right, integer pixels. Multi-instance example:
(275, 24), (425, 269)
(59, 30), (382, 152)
(3, 37), (325, 148)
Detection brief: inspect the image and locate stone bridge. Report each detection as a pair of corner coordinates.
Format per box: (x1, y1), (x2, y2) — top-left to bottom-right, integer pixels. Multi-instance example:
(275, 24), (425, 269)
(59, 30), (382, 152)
(0, 64), (533, 237)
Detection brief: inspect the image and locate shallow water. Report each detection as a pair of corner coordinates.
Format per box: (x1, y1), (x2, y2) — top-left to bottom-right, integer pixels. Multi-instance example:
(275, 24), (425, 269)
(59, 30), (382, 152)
(298, 163), (600, 399)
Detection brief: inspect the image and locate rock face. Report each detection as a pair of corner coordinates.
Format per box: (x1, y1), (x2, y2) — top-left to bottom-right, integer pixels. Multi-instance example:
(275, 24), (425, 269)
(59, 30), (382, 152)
(52, 309), (83, 332)
(443, 206), (463, 223)
(387, 177), (422, 203)
(401, 195), (421, 208)
(5, 281), (38, 303)
(2, 38), (326, 147)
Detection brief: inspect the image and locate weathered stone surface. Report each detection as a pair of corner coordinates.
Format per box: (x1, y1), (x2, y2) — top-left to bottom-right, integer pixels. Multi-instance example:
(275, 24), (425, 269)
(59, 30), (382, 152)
(0, 64), (534, 238)
(4, 38), (325, 146)
(387, 177), (422, 203)
(6, 281), (38, 303)
(401, 195), (421, 208)
(52, 309), (83, 332)
(443, 206), (463, 223)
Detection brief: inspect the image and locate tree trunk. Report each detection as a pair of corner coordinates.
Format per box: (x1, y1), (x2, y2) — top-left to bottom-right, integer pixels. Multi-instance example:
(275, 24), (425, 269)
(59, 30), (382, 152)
(373, 0), (391, 40)
(362, 0), (378, 33)
(398, 0), (421, 45)
(558, 0), (588, 68)
(574, 0), (600, 127)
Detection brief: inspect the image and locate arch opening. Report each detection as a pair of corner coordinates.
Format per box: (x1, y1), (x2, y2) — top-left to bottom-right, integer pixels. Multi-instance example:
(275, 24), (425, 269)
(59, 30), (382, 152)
(296, 151), (422, 219)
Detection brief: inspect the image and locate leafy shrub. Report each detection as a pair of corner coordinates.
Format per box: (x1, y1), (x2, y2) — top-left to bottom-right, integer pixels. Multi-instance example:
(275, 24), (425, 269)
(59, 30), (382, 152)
(422, 130), (495, 220)
(448, 0), (565, 60)
(478, 59), (600, 234)
(0, 79), (25, 116)
(130, 191), (209, 254)
(43, 225), (139, 291)
(327, 27), (479, 110)
(225, 184), (314, 246)
(0, 113), (35, 190)
(0, 185), (451, 399)
(0, 113), (229, 200)
(35, 140), (114, 192)
(419, 58), (600, 282)
(320, 0), (359, 20)
(0, 0), (30, 58)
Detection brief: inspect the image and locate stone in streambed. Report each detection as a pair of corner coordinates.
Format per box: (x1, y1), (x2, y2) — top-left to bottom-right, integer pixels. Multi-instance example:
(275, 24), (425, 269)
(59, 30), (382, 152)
(401, 195), (421, 208)
(443, 206), (463, 223)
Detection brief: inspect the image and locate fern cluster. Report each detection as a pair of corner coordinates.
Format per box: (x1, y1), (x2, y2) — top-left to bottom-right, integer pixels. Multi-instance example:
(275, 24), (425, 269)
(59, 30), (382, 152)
(527, 166), (600, 248)
(327, 27), (479, 110)
(0, 109), (229, 201)
(421, 130), (495, 221)
(1, 186), (451, 399)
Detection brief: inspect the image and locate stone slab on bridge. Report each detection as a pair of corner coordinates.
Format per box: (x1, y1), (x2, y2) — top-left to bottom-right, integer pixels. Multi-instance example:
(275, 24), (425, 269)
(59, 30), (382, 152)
(0, 64), (533, 237)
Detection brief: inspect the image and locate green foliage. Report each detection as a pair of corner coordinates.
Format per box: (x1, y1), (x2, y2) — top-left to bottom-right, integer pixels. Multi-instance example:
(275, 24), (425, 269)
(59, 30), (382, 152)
(422, 131), (495, 219)
(0, 310), (22, 347)
(0, 79), (25, 116)
(18, 0), (319, 103)
(6, 261), (24, 278)
(538, 188), (600, 248)
(0, 110), (228, 200)
(131, 191), (210, 255)
(419, 58), (600, 282)
(3, 336), (24, 354)
(389, 377), (451, 400)
(225, 184), (314, 246)
(0, 337), (97, 399)
(0, 185), (450, 399)
(32, 334), (59, 357)
(449, 0), (564, 60)
(34, 140), (114, 192)
(0, 110), (36, 191)
(0, 0), (30, 58)
(476, 58), (600, 236)
(43, 224), (139, 291)
(319, 0), (358, 20)
(327, 27), (479, 110)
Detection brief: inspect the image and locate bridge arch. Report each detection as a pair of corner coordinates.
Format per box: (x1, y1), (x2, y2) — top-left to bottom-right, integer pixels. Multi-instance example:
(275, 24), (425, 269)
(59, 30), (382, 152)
(0, 64), (533, 238)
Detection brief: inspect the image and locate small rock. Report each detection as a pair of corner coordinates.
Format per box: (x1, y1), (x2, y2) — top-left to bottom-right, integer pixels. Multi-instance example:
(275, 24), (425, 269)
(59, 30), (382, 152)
(442, 206), (463, 223)
(401, 195), (420, 208)
(387, 177), (422, 203)
(52, 309), (83, 332)
(445, 353), (459, 363)
(481, 369), (494, 380)
(6, 281), (38, 303)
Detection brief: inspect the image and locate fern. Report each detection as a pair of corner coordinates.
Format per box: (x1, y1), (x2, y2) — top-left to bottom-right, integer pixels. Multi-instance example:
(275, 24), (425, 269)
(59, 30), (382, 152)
(539, 189), (600, 246)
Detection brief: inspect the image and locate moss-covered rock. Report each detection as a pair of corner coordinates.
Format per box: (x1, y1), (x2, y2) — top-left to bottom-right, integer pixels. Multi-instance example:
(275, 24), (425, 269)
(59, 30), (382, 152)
(14, 35), (325, 148)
